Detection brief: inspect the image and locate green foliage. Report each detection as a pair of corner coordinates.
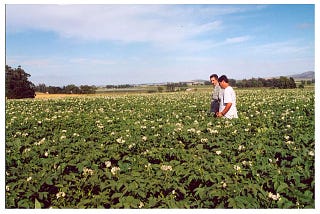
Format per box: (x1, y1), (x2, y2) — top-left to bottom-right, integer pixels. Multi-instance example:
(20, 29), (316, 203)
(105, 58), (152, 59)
(236, 76), (296, 89)
(35, 84), (96, 94)
(5, 65), (35, 99)
(5, 88), (314, 208)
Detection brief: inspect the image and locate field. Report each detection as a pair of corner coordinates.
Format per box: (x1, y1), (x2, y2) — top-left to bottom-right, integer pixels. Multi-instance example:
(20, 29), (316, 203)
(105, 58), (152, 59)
(5, 88), (315, 208)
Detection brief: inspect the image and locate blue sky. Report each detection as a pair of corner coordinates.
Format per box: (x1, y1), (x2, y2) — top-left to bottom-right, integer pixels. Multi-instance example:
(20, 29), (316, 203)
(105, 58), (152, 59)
(5, 4), (315, 86)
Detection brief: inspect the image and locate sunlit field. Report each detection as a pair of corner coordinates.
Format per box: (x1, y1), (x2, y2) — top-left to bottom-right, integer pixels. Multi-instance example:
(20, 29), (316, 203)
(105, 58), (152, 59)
(5, 88), (314, 208)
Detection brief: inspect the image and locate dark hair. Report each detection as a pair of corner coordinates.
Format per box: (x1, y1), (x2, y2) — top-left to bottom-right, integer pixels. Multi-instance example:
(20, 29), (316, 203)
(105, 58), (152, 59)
(210, 74), (218, 80)
(218, 75), (229, 83)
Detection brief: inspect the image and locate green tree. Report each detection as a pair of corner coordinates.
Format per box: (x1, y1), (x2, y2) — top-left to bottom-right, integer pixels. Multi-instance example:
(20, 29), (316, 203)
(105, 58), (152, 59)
(5, 65), (35, 99)
(35, 83), (47, 93)
(166, 83), (176, 92)
(64, 84), (81, 94)
(157, 86), (164, 93)
(80, 85), (96, 94)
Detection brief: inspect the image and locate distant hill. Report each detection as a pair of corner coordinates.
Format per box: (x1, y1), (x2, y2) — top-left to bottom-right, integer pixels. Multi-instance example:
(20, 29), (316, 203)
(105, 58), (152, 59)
(287, 71), (314, 80)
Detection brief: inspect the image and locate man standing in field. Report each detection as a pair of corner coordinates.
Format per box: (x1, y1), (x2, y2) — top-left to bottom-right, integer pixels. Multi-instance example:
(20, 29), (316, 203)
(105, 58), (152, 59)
(209, 74), (220, 116)
(216, 75), (238, 119)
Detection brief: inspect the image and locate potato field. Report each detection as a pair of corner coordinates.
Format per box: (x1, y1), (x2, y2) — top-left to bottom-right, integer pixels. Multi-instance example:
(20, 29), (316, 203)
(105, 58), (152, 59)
(5, 88), (315, 208)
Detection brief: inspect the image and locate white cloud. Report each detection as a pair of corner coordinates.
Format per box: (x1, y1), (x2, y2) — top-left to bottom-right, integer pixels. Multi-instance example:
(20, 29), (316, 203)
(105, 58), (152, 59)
(69, 58), (116, 65)
(5, 4), (256, 46)
(225, 35), (251, 44)
(248, 40), (313, 57)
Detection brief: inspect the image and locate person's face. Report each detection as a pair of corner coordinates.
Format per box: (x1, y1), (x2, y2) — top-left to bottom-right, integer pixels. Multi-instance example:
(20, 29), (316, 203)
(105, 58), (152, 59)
(210, 77), (218, 85)
(219, 80), (226, 89)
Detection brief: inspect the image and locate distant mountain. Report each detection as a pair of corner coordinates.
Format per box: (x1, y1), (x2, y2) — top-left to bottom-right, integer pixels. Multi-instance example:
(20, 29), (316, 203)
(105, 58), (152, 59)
(287, 71), (314, 80)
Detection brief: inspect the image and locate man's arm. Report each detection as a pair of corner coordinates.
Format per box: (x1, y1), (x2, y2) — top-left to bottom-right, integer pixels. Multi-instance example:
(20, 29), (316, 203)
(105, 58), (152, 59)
(216, 103), (232, 117)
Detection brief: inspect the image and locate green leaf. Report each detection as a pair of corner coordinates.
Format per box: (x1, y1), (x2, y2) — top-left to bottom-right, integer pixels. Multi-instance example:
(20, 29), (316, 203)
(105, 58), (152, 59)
(277, 183), (288, 193)
(196, 144), (203, 150)
(195, 187), (206, 200)
(35, 198), (41, 209)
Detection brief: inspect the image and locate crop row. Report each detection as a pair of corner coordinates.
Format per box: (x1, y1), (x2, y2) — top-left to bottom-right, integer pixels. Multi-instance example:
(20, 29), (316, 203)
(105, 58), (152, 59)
(5, 88), (315, 208)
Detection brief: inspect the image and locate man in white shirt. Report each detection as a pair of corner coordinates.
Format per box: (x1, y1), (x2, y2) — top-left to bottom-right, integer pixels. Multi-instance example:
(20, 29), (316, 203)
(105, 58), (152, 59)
(216, 75), (238, 119)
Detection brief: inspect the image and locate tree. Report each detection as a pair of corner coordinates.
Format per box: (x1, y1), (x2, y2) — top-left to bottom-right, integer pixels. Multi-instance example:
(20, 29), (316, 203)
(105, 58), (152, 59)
(229, 79), (237, 86)
(289, 77), (296, 88)
(5, 65), (35, 99)
(64, 84), (81, 94)
(166, 83), (176, 92)
(35, 83), (47, 93)
(80, 85), (96, 94)
(157, 86), (164, 93)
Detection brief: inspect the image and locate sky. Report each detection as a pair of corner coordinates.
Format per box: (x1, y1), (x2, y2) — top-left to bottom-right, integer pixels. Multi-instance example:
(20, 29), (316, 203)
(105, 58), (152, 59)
(5, 3), (315, 86)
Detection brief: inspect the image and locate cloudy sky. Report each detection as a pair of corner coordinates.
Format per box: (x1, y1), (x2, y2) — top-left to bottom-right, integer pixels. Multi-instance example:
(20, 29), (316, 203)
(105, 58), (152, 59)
(5, 3), (315, 86)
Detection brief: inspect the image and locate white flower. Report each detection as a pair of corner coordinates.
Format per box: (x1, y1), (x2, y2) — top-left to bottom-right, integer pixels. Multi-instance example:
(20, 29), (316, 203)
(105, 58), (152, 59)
(6, 185), (10, 191)
(222, 182), (227, 188)
(82, 167), (94, 176)
(268, 192), (281, 201)
(187, 128), (196, 133)
(139, 201), (144, 208)
(216, 150), (222, 155)
(142, 136), (147, 141)
(200, 138), (208, 143)
(128, 143), (135, 149)
(233, 165), (241, 171)
(44, 151), (49, 157)
(238, 145), (245, 151)
(97, 124), (104, 129)
(207, 128), (218, 134)
(105, 161), (112, 168)
(116, 137), (125, 144)
(111, 167), (120, 175)
(34, 137), (46, 146)
(285, 141), (294, 145)
(308, 151), (315, 156)
(161, 165), (173, 171)
(56, 191), (66, 199)
(27, 176), (32, 182)
(241, 160), (253, 166)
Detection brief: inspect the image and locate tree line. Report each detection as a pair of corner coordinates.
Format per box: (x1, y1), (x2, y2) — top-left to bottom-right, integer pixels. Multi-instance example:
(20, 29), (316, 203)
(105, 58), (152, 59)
(6, 65), (310, 99)
(5, 65), (97, 99)
(235, 77), (297, 88)
(35, 84), (97, 94)
(204, 76), (311, 89)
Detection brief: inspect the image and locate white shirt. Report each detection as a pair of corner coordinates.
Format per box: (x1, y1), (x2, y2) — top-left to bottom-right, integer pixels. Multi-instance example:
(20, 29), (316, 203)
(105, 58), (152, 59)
(219, 86), (238, 119)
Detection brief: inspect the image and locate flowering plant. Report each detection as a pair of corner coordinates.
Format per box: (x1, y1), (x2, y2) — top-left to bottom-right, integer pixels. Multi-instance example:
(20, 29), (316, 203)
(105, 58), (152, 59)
(5, 88), (314, 208)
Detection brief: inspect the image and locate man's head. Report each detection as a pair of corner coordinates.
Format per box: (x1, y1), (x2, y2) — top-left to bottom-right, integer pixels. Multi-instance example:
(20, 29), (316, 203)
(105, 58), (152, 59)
(210, 74), (219, 86)
(218, 75), (229, 89)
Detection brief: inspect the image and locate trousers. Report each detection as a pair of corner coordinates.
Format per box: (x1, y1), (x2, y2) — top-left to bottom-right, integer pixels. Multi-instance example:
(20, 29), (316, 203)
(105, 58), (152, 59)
(210, 99), (220, 114)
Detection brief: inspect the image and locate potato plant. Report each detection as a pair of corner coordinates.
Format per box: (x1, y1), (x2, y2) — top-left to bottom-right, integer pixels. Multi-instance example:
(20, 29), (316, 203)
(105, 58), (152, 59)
(5, 88), (314, 208)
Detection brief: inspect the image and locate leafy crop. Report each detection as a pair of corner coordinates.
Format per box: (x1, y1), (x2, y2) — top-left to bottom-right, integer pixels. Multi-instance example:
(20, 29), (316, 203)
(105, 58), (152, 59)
(5, 88), (314, 208)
